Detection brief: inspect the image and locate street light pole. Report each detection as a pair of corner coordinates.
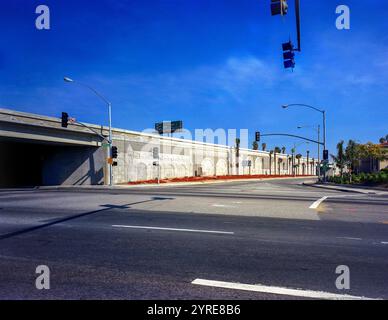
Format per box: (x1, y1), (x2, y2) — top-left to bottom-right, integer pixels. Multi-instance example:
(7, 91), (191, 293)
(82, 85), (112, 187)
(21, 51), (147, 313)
(64, 77), (113, 186)
(283, 103), (327, 181)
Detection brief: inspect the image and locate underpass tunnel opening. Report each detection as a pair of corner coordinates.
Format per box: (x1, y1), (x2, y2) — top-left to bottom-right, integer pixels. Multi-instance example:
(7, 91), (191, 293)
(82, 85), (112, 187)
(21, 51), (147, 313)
(0, 138), (105, 187)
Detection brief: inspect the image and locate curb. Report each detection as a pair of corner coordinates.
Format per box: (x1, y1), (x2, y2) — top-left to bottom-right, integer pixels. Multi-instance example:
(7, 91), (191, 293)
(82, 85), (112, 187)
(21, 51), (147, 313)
(302, 183), (385, 195)
(3, 176), (318, 192)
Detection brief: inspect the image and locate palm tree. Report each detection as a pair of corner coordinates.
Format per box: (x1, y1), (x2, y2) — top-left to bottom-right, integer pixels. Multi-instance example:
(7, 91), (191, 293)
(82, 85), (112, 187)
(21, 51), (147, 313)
(288, 156), (292, 175)
(291, 147), (296, 176)
(269, 150), (273, 175)
(252, 141), (259, 150)
(306, 151), (310, 175)
(274, 147), (281, 175)
(281, 146), (286, 154)
(331, 140), (346, 177)
(262, 143), (267, 151)
(295, 154), (302, 175)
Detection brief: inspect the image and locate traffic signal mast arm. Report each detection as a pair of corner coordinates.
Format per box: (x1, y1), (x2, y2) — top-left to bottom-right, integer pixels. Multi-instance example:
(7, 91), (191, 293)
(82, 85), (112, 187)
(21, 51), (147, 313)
(62, 116), (111, 144)
(260, 133), (323, 146)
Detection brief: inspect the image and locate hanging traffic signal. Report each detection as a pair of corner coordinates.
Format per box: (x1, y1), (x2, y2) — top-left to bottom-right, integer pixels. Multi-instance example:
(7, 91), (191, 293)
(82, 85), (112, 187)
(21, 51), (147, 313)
(61, 112), (69, 128)
(271, 0), (288, 16)
(282, 41), (295, 69)
(255, 132), (261, 142)
(111, 146), (118, 158)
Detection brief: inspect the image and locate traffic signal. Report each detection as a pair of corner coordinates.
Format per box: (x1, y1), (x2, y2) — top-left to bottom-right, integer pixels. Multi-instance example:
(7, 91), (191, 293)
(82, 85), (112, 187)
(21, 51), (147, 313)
(282, 41), (295, 69)
(255, 132), (260, 142)
(323, 150), (329, 161)
(271, 0), (288, 16)
(61, 112), (69, 128)
(111, 146), (118, 158)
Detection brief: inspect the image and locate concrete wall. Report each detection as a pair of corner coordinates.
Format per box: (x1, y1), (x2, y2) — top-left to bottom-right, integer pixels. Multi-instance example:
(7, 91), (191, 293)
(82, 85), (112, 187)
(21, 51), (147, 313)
(42, 145), (105, 185)
(110, 130), (317, 184)
(0, 108), (317, 186)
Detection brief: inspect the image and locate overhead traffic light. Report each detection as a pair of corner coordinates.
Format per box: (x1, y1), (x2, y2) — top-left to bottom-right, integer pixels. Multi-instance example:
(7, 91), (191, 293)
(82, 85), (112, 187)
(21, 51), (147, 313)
(255, 132), (261, 142)
(271, 0), (288, 16)
(61, 112), (69, 128)
(282, 41), (295, 69)
(111, 146), (118, 158)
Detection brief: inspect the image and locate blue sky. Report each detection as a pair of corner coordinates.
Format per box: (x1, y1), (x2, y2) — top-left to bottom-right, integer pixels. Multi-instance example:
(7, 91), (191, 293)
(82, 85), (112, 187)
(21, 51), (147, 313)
(0, 0), (387, 158)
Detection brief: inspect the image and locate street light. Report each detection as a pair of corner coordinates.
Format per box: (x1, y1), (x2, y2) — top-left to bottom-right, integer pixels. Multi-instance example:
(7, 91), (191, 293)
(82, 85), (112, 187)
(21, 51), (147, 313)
(64, 76), (113, 186)
(282, 103), (327, 181)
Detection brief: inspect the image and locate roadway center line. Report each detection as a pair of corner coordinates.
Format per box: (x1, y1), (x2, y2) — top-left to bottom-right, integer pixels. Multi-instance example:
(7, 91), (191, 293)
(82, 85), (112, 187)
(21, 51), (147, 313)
(112, 225), (234, 235)
(191, 279), (380, 300)
(309, 196), (328, 209)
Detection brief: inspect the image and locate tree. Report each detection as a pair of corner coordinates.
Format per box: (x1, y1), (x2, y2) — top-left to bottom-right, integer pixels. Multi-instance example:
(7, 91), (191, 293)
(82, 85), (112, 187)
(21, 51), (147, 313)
(331, 140), (346, 177)
(262, 143), (267, 151)
(269, 150), (273, 175)
(281, 146), (286, 154)
(345, 139), (361, 175)
(252, 141), (258, 150)
(295, 154), (302, 175)
(274, 147), (281, 175)
(306, 151), (310, 175)
(291, 148), (296, 176)
(379, 137), (386, 144)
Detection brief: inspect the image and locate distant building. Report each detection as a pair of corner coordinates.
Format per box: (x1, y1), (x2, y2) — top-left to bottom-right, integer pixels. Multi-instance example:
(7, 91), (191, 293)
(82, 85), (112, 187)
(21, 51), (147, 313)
(358, 142), (388, 173)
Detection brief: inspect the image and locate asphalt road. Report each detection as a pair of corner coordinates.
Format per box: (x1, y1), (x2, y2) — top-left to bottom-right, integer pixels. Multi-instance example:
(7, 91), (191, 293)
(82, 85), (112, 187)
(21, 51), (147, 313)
(0, 178), (387, 300)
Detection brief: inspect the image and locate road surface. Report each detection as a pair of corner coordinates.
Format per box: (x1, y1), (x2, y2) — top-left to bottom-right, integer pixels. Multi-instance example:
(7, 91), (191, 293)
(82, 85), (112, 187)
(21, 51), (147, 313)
(0, 178), (387, 299)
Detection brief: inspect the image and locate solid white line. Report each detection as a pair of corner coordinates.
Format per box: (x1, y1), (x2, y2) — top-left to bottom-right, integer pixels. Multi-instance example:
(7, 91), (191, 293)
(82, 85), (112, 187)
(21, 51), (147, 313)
(112, 225), (234, 235)
(191, 279), (379, 300)
(309, 196), (328, 209)
(337, 237), (362, 241)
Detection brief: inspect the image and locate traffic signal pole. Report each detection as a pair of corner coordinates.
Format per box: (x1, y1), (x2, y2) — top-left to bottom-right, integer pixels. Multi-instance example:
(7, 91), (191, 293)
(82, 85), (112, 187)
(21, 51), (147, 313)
(108, 102), (113, 186)
(294, 0), (301, 52)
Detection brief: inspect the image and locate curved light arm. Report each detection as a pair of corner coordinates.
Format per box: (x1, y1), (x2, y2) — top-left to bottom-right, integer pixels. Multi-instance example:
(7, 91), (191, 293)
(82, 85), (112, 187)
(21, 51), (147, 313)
(284, 103), (324, 114)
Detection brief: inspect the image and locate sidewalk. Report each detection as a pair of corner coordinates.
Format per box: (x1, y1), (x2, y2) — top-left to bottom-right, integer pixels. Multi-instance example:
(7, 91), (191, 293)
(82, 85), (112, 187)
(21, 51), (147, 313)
(303, 182), (388, 195)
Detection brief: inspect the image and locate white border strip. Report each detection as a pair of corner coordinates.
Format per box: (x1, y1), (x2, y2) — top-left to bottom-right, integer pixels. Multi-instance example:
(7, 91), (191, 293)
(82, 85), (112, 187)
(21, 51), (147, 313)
(112, 225), (234, 235)
(309, 196), (328, 209)
(192, 279), (380, 300)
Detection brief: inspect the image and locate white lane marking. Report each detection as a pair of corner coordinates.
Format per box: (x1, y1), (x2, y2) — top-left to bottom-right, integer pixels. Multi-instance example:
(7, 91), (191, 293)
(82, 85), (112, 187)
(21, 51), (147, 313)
(191, 279), (380, 300)
(309, 196), (328, 209)
(212, 204), (235, 208)
(112, 225), (234, 235)
(337, 237), (362, 241)
(381, 242), (388, 245)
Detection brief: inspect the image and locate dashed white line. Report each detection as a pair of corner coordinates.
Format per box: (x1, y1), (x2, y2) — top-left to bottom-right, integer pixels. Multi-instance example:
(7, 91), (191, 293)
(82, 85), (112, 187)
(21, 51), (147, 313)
(112, 225), (234, 235)
(212, 204), (235, 208)
(191, 279), (380, 300)
(381, 242), (388, 245)
(309, 196), (328, 209)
